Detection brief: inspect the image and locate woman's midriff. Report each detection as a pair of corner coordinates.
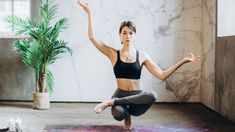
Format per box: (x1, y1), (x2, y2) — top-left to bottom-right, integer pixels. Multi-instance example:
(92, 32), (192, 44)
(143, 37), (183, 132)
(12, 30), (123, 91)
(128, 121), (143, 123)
(116, 78), (141, 91)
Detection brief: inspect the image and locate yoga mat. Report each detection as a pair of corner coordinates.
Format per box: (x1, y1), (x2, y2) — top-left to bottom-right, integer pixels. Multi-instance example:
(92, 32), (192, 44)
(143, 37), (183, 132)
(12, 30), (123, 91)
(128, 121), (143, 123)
(43, 124), (214, 132)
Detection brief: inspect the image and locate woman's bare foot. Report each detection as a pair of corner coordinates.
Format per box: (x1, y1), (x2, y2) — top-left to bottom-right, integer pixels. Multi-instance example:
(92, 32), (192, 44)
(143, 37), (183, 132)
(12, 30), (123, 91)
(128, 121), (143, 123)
(123, 115), (132, 130)
(94, 100), (114, 114)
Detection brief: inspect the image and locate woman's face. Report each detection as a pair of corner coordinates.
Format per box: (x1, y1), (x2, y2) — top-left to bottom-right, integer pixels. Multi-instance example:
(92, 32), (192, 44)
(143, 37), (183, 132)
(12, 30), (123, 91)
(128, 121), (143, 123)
(119, 26), (135, 45)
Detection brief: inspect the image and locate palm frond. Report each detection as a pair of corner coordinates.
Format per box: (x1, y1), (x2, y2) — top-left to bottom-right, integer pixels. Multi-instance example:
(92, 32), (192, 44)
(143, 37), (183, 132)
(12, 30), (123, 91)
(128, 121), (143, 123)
(45, 40), (72, 64)
(45, 18), (68, 42)
(40, 0), (57, 24)
(24, 40), (43, 69)
(54, 18), (69, 31)
(48, 4), (58, 21)
(46, 69), (54, 93)
(7, 15), (31, 35)
(40, 1), (49, 23)
(13, 40), (30, 53)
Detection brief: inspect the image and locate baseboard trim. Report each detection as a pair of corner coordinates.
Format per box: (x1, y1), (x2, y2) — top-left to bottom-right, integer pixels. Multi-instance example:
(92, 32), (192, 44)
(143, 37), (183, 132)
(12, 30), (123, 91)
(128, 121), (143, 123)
(0, 100), (201, 104)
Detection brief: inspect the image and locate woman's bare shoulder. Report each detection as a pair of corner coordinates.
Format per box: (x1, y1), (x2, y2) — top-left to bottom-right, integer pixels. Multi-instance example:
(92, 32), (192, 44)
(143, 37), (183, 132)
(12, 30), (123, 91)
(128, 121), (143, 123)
(106, 46), (118, 64)
(139, 50), (150, 60)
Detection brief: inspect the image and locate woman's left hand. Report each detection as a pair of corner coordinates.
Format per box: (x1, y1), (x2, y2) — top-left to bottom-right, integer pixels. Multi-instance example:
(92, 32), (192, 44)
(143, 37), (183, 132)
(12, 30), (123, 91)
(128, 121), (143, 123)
(184, 53), (200, 63)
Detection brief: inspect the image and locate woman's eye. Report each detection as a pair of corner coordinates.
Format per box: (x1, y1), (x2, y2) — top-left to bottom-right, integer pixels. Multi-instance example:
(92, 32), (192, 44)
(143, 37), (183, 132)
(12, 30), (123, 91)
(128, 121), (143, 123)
(123, 33), (126, 35)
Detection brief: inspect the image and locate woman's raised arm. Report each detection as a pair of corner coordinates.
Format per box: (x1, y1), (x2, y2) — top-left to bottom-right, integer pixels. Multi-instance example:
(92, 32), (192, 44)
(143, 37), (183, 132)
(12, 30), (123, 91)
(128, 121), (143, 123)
(76, 0), (115, 57)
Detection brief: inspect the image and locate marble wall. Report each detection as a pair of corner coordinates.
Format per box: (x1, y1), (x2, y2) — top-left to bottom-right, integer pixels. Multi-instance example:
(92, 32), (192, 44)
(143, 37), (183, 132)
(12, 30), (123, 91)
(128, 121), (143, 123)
(49, 0), (202, 101)
(201, 0), (216, 109)
(0, 0), (202, 102)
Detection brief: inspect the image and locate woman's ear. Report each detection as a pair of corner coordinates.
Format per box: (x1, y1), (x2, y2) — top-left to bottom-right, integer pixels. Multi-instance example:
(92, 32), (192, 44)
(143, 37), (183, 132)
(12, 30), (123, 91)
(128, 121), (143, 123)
(119, 33), (123, 44)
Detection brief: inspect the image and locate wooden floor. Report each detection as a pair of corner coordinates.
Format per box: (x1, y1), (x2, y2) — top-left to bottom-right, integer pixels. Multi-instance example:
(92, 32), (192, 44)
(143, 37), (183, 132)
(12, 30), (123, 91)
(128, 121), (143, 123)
(0, 102), (234, 132)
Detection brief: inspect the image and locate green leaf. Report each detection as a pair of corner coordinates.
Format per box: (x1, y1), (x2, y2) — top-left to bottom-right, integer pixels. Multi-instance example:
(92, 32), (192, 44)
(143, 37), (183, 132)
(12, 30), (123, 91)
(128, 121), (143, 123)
(46, 69), (54, 93)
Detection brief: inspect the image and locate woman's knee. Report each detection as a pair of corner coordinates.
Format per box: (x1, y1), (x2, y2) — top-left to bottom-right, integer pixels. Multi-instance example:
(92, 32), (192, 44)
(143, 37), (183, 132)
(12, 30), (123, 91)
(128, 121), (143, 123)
(130, 109), (145, 116)
(111, 105), (129, 121)
(129, 104), (151, 116)
(145, 91), (158, 103)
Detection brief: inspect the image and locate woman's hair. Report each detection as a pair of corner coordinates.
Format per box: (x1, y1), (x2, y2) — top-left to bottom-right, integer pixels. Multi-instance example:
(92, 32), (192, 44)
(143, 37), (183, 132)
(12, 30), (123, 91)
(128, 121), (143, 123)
(119, 21), (136, 34)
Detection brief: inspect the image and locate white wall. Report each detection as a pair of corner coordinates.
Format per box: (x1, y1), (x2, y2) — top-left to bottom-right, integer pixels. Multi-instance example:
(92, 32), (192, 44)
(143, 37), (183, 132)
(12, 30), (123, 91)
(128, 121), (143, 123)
(217, 0), (235, 36)
(49, 0), (202, 102)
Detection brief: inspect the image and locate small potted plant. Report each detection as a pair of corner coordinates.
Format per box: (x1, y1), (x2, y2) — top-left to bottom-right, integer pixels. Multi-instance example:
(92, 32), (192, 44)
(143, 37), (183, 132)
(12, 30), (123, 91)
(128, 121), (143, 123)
(7, 0), (72, 109)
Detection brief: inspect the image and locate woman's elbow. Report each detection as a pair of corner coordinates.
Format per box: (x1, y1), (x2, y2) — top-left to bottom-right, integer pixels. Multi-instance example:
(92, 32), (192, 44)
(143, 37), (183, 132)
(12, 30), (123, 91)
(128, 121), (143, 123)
(89, 37), (98, 44)
(159, 76), (166, 81)
(157, 73), (167, 81)
(161, 71), (169, 80)
(154, 75), (165, 81)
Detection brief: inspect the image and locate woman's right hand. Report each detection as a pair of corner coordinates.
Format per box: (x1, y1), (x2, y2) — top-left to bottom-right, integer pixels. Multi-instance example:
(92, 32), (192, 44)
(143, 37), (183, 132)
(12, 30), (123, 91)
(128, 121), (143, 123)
(76, 0), (90, 13)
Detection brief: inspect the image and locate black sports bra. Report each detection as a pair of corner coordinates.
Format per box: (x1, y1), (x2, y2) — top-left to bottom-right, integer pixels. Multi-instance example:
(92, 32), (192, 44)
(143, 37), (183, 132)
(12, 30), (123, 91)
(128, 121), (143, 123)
(113, 50), (142, 79)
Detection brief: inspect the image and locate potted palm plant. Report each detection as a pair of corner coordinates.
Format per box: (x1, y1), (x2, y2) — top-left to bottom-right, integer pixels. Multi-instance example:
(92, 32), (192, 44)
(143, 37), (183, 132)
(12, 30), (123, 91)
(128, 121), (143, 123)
(7, 0), (72, 109)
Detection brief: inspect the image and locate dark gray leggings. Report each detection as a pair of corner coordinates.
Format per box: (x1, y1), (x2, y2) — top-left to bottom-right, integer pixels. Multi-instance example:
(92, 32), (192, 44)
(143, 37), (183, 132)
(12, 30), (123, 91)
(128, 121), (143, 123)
(111, 88), (157, 121)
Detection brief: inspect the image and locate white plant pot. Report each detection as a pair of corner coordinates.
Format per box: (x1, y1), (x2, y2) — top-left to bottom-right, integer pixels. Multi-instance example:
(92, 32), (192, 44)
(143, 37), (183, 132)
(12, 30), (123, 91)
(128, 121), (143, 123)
(33, 92), (50, 110)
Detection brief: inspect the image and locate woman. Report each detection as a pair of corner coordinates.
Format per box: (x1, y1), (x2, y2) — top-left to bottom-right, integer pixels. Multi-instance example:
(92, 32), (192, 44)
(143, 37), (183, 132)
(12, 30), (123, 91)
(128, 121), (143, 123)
(76, 0), (200, 130)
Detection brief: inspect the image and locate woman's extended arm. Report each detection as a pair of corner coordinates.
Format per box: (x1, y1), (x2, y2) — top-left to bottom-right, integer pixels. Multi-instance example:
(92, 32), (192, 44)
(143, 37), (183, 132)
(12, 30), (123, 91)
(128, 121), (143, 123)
(76, 0), (114, 57)
(143, 53), (200, 80)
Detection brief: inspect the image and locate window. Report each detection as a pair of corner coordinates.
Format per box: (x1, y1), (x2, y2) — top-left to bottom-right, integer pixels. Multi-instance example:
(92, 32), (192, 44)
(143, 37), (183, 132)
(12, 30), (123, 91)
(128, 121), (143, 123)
(0, 0), (31, 35)
(217, 0), (235, 36)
